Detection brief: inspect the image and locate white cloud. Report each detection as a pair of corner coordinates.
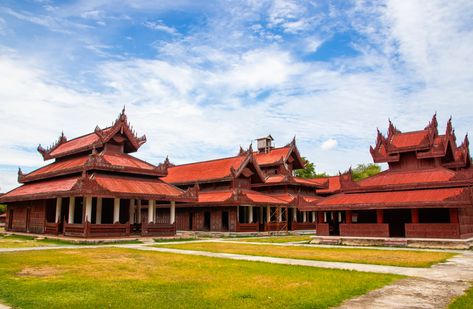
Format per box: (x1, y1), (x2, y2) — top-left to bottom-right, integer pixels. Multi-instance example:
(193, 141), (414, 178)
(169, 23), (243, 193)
(321, 138), (337, 150)
(144, 21), (179, 36)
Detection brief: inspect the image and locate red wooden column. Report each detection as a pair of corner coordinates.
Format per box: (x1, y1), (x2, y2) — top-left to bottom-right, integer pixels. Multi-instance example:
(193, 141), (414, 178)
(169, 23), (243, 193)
(376, 209), (383, 223)
(449, 208), (459, 223)
(317, 211), (324, 223)
(346, 210), (352, 224)
(411, 209), (419, 223)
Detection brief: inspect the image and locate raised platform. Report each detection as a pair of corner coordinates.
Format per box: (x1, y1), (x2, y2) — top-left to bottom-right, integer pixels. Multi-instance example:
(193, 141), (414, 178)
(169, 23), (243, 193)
(310, 235), (473, 250)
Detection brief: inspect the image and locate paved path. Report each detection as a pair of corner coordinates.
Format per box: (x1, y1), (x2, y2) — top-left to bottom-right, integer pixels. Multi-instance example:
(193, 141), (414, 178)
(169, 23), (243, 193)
(1, 242), (473, 308)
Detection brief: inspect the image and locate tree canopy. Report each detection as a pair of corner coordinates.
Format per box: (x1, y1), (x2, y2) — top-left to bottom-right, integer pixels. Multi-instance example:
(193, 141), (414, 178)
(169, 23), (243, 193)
(351, 163), (381, 181)
(294, 157), (329, 178)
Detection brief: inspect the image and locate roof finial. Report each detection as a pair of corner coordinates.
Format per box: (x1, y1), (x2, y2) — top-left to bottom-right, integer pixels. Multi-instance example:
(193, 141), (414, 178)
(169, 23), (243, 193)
(122, 105), (126, 115)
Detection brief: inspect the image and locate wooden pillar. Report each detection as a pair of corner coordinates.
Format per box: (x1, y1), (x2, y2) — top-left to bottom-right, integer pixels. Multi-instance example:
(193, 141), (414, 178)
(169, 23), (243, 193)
(278, 208), (282, 222)
(55, 197), (62, 223)
(450, 208), (459, 224)
(345, 210), (352, 224)
(68, 197), (75, 224)
(148, 200), (155, 223)
(85, 196), (92, 223)
(293, 209), (297, 222)
(137, 200), (142, 223)
(96, 198), (102, 224)
(376, 209), (383, 224)
(266, 206), (271, 223)
(113, 198), (120, 223)
(129, 199), (135, 224)
(317, 211), (324, 223)
(302, 212), (307, 223)
(170, 201), (176, 224)
(411, 209), (419, 224)
(311, 211), (315, 223)
(248, 206), (253, 223)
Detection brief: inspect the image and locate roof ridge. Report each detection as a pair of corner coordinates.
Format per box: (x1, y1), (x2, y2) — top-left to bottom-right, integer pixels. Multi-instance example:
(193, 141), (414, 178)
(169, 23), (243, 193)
(170, 154), (244, 168)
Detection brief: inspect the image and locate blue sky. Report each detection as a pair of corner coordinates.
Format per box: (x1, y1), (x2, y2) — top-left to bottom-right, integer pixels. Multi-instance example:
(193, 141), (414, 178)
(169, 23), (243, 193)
(0, 0), (472, 191)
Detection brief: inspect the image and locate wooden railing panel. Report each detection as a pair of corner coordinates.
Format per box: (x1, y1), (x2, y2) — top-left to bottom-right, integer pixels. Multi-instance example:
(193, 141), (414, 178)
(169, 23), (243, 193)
(236, 223), (259, 232)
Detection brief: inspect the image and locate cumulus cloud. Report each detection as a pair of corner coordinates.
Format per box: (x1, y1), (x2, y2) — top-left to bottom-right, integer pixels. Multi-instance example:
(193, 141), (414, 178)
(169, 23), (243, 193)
(321, 138), (337, 150)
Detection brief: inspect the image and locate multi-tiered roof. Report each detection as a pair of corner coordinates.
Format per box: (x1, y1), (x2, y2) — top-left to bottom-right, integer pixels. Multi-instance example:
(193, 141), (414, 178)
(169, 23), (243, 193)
(0, 109), (196, 203)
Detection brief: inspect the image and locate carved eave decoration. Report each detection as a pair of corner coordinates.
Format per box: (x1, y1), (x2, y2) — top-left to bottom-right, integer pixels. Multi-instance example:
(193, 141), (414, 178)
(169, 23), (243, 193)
(284, 136), (305, 169)
(154, 156), (174, 176)
(233, 153), (266, 183)
(96, 107), (147, 152)
(338, 168), (360, 192)
(37, 131), (68, 160)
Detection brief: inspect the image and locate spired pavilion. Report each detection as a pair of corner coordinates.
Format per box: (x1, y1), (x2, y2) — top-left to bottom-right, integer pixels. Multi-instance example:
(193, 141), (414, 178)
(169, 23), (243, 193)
(0, 109), (197, 238)
(313, 115), (473, 239)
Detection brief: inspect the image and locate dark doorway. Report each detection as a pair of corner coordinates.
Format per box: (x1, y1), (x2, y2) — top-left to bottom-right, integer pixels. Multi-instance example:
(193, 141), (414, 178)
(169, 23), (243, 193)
(45, 199), (56, 223)
(259, 207), (266, 232)
(7, 209), (13, 230)
(287, 208), (294, 230)
(26, 208), (31, 232)
(204, 211), (211, 231)
(60, 198), (69, 232)
(189, 212), (194, 230)
(384, 209), (411, 237)
(222, 211), (229, 231)
(328, 211), (341, 236)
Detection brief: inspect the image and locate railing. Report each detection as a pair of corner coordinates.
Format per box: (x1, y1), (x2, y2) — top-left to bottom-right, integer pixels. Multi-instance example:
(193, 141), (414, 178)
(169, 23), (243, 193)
(63, 223), (86, 237)
(142, 222), (176, 236)
(236, 222), (259, 232)
(44, 222), (59, 235)
(264, 222), (288, 232)
(86, 223), (130, 237)
(339, 223), (389, 237)
(292, 222), (317, 230)
(405, 223), (460, 239)
(316, 223), (330, 236)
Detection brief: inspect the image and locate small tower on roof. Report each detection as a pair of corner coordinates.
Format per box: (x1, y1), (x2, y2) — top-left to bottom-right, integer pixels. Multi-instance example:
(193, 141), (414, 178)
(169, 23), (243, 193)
(256, 135), (274, 153)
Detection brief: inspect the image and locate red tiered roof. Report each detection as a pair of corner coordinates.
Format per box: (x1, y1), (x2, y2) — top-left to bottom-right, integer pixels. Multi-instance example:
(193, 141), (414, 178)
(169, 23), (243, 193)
(196, 189), (288, 206)
(164, 156), (245, 184)
(357, 168), (455, 188)
(37, 108), (146, 160)
(253, 137), (305, 169)
(370, 114), (470, 168)
(94, 175), (183, 197)
(315, 187), (470, 211)
(317, 176), (341, 195)
(1, 177), (79, 199)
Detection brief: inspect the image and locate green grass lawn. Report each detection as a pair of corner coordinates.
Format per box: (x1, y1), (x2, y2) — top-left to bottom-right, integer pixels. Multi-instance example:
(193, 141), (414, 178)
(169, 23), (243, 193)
(231, 235), (313, 243)
(450, 284), (473, 308)
(0, 248), (401, 309)
(0, 234), (141, 248)
(157, 242), (455, 268)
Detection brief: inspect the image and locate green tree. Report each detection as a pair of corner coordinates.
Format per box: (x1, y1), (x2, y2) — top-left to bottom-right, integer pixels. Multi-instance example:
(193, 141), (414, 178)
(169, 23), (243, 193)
(0, 204), (6, 214)
(294, 157), (329, 178)
(351, 163), (381, 181)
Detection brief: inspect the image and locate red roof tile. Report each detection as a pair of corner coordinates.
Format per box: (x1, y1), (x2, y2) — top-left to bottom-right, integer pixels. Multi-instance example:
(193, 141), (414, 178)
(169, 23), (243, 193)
(265, 175), (286, 183)
(102, 153), (155, 170)
(27, 156), (89, 177)
(50, 128), (112, 157)
(25, 152), (156, 180)
(317, 176), (341, 194)
(244, 190), (288, 204)
(164, 156), (246, 184)
(1, 177), (78, 198)
(357, 168), (455, 187)
(317, 187), (465, 209)
(254, 147), (291, 165)
(390, 130), (428, 148)
(95, 175), (183, 197)
(198, 191), (233, 203)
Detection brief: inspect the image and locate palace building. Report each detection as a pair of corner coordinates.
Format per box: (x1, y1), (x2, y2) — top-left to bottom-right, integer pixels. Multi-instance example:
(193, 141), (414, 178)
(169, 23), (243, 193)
(1, 111), (472, 240)
(313, 115), (473, 239)
(162, 136), (326, 233)
(0, 109), (197, 237)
